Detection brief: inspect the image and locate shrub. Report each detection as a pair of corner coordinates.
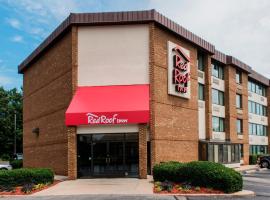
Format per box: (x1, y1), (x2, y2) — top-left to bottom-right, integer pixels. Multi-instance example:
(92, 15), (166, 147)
(249, 154), (258, 165)
(0, 154), (10, 161)
(10, 160), (23, 169)
(153, 161), (186, 182)
(153, 161), (243, 193)
(0, 168), (54, 188)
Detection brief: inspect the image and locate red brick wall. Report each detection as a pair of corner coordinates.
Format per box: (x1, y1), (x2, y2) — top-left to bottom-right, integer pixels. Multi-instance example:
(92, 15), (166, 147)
(23, 31), (73, 175)
(150, 24), (199, 165)
(224, 66), (249, 164)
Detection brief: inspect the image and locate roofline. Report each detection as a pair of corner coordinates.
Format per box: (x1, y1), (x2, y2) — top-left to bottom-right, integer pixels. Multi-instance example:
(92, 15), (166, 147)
(18, 9), (215, 73)
(17, 9), (270, 86)
(248, 69), (270, 86)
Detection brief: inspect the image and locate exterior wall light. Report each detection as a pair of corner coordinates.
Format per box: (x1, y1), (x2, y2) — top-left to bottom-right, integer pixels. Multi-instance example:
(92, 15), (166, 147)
(32, 127), (40, 136)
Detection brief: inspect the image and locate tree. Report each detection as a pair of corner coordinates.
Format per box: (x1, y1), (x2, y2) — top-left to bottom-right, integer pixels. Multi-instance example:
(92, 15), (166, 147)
(0, 87), (22, 160)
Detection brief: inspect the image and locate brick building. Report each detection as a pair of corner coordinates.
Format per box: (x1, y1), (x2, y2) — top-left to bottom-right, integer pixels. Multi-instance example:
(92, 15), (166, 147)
(18, 10), (270, 179)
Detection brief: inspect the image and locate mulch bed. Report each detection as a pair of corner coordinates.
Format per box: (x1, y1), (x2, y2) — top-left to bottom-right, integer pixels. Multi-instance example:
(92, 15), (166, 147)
(154, 182), (224, 194)
(0, 180), (61, 195)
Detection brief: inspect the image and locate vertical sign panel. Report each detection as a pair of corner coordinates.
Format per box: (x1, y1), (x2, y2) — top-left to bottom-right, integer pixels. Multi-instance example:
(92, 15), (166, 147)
(168, 41), (191, 99)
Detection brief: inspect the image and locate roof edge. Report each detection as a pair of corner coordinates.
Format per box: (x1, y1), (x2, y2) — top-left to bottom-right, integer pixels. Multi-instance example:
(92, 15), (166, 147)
(18, 9), (215, 73)
(248, 69), (270, 86)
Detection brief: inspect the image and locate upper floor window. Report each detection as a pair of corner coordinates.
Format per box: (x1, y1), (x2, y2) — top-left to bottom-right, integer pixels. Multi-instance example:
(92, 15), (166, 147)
(212, 89), (224, 106)
(248, 100), (267, 116)
(198, 83), (205, 101)
(236, 119), (243, 135)
(197, 52), (205, 71)
(248, 80), (266, 97)
(249, 123), (268, 136)
(212, 62), (224, 80)
(212, 116), (225, 132)
(236, 70), (242, 84)
(236, 94), (242, 109)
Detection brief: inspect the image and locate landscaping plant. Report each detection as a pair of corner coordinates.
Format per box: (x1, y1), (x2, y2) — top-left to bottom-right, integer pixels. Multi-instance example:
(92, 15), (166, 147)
(0, 168), (54, 188)
(153, 161), (243, 193)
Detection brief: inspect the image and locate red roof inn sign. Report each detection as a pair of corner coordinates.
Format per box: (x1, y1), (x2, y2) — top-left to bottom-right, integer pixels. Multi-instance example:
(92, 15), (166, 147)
(168, 41), (191, 99)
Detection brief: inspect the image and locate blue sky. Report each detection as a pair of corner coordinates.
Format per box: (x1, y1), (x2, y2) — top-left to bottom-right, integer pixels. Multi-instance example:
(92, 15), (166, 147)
(0, 0), (270, 89)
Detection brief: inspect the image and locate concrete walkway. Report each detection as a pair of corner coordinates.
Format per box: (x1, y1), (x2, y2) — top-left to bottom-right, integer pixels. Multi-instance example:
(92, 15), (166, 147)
(33, 176), (154, 196)
(235, 165), (259, 172)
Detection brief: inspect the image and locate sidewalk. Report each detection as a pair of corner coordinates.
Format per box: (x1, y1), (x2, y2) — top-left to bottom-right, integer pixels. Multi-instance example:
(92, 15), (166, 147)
(234, 165), (259, 172)
(33, 176), (154, 196)
(234, 164), (269, 174)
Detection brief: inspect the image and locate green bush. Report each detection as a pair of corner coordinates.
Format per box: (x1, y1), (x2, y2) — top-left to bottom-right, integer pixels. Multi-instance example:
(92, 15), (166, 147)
(0, 154), (10, 161)
(249, 154), (258, 165)
(153, 161), (243, 193)
(10, 160), (23, 169)
(0, 168), (54, 188)
(153, 161), (186, 182)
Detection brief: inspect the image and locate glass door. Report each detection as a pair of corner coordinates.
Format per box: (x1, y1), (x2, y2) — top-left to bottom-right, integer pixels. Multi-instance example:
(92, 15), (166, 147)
(92, 141), (108, 176)
(77, 135), (92, 177)
(77, 133), (139, 178)
(106, 141), (124, 176)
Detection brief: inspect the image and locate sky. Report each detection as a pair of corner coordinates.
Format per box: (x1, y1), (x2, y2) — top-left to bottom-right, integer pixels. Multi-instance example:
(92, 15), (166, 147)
(0, 0), (270, 89)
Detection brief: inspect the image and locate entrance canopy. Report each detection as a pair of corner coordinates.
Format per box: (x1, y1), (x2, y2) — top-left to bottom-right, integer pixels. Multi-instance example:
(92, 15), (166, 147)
(65, 84), (149, 126)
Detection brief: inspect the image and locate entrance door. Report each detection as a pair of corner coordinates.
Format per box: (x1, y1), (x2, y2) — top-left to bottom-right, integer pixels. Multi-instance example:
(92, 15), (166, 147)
(92, 133), (124, 177)
(77, 133), (138, 178)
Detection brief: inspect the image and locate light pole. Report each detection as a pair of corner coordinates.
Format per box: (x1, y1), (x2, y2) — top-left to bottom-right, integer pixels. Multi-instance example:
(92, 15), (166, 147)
(14, 113), (17, 156)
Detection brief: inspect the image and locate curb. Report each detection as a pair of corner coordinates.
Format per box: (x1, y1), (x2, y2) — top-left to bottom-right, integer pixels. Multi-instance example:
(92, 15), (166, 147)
(154, 190), (255, 198)
(174, 190), (255, 197)
(241, 167), (268, 174)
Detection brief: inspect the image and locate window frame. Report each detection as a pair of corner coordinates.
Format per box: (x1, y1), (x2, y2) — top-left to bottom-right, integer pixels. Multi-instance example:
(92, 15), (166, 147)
(212, 89), (224, 106)
(236, 94), (242, 109)
(198, 83), (205, 101)
(212, 116), (225, 132)
(211, 62), (224, 80)
(236, 119), (243, 135)
(197, 52), (205, 71)
(236, 70), (242, 84)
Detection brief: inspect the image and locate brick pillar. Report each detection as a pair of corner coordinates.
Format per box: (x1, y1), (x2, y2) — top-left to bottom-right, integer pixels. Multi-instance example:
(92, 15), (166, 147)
(204, 55), (212, 140)
(241, 72), (249, 164)
(67, 127), (77, 180)
(224, 65), (236, 140)
(139, 124), (147, 179)
(224, 65), (249, 164)
(67, 25), (78, 179)
(149, 23), (156, 173)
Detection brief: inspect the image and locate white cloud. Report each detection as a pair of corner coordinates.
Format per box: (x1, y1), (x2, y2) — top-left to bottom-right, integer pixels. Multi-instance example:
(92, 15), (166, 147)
(2, 0), (270, 78)
(0, 76), (13, 85)
(6, 18), (21, 29)
(149, 0), (270, 78)
(11, 35), (24, 43)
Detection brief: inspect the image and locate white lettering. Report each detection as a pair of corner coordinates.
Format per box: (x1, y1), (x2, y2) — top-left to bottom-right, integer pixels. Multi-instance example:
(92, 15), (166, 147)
(86, 113), (128, 124)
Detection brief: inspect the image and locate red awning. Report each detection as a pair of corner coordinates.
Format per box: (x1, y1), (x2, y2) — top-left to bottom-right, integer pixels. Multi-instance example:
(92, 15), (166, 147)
(65, 84), (149, 126)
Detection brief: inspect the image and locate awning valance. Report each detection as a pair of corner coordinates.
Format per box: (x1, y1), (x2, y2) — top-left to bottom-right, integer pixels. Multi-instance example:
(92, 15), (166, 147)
(65, 85), (149, 126)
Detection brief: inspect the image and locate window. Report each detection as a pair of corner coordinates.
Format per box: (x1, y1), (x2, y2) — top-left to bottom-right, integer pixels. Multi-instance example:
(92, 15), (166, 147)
(236, 70), (242, 84)
(212, 62), (224, 79)
(249, 145), (268, 155)
(198, 83), (205, 100)
(248, 80), (266, 97)
(200, 142), (240, 164)
(212, 89), (224, 105)
(236, 94), (242, 109)
(236, 119), (243, 134)
(240, 144), (244, 158)
(197, 52), (204, 71)
(248, 101), (267, 116)
(248, 123), (268, 136)
(212, 116), (225, 132)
